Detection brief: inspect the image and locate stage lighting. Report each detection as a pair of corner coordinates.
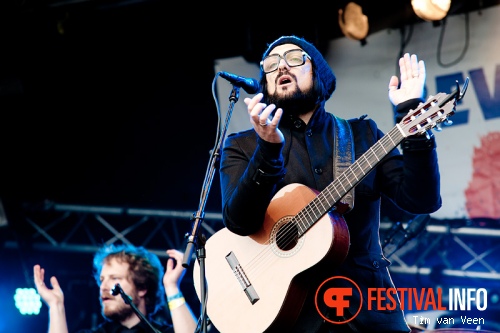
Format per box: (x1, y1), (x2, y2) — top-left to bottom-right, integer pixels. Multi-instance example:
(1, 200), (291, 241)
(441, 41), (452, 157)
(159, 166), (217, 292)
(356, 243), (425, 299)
(338, 2), (369, 45)
(14, 288), (42, 315)
(411, 0), (451, 21)
(490, 290), (500, 305)
(0, 199), (8, 227)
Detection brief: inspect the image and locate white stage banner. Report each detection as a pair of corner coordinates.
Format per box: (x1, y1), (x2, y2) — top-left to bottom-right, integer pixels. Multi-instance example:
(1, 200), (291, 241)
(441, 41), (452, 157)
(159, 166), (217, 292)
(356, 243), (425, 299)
(215, 5), (500, 221)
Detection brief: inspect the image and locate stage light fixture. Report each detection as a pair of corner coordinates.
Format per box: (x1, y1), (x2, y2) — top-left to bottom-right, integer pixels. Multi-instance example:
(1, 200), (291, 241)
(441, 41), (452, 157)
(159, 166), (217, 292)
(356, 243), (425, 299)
(411, 0), (451, 21)
(0, 199), (8, 227)
(338, 2), (369, 45)
(490, 290), (500, 305)
(14, 288), (42, 315)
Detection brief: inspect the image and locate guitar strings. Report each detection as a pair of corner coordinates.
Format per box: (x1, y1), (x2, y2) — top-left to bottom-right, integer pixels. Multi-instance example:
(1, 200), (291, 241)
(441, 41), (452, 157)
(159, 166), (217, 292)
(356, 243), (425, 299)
(274, 126), (404, 250)
(240, 99), (447, 282)
(262, 97), (452, 262)
(239, 126), (406, 284)
(278, 98), (447, 251)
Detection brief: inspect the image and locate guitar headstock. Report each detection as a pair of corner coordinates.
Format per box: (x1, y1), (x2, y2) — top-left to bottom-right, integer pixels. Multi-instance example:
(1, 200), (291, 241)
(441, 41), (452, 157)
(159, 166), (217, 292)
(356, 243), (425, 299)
(398, 77), (469, 138)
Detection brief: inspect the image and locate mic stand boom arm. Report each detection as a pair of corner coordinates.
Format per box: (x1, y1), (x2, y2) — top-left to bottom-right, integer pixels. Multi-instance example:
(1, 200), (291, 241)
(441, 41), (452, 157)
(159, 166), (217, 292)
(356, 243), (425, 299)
(182, 74), (243, 333)
(112, 283), (161, 333)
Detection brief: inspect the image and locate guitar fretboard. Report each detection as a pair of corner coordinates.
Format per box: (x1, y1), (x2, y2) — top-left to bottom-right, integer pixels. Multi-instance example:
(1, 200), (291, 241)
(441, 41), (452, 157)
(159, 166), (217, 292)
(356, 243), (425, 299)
(295, 126), (404, 237)
(288, 90), (458, 238)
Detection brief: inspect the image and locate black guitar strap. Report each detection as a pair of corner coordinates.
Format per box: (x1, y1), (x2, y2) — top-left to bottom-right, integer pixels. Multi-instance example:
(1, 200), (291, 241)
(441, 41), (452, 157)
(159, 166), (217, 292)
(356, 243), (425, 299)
(332, 114), (355, 212)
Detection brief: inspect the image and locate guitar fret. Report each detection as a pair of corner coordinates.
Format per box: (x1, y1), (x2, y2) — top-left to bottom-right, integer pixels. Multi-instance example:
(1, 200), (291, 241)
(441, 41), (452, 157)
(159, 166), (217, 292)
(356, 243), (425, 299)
(295, 212), (306, 232)
(337, 179), (348, 192)
(313, 194), (329, 216)
(297, 220), (306, 234)
(304, 207), (315, 225)
(387, 131), (398, 146)
(330, 183), (342, 199)
(350, 163), (363, 181)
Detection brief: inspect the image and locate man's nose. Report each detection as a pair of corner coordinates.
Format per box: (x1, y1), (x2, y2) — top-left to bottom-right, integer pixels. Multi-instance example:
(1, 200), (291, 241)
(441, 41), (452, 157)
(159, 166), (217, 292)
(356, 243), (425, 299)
(100, 279), (110, 294)
(278, 57), (289, 69)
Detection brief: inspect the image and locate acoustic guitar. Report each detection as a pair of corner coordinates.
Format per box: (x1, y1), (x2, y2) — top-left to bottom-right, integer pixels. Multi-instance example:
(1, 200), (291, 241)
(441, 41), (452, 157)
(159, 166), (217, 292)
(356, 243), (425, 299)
(194, 85), (467, 333)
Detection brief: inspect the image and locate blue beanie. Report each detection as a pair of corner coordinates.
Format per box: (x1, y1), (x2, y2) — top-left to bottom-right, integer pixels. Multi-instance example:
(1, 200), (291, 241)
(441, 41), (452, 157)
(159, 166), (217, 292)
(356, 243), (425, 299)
(261, 35), (336, 101)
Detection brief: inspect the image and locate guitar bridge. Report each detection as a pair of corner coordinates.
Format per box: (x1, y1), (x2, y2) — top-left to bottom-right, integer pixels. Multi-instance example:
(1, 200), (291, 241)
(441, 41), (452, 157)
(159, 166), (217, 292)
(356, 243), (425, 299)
(225, 251), (260, 304)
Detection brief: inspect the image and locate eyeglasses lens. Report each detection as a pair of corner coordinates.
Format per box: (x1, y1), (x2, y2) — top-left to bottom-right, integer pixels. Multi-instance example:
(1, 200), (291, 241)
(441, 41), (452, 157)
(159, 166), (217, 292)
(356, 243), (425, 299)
(262, 50), (305, 74)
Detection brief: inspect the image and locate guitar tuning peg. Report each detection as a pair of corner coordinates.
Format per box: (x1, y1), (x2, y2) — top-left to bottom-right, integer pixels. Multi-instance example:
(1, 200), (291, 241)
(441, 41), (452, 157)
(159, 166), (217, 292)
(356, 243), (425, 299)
(443, 119), (453, 126)
(458, 77), (470, 101)
(434, 124), (443, 132)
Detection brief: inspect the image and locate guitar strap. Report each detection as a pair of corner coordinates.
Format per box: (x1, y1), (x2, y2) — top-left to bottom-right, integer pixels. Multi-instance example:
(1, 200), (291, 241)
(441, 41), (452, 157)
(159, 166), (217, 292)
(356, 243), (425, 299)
(332, 114), (355, 212)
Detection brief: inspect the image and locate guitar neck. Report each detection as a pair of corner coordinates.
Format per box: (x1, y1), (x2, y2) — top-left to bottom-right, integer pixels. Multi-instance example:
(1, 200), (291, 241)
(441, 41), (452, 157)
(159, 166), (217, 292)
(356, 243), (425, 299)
(291, 87), (463, 237)
(296, 125), (404, 237)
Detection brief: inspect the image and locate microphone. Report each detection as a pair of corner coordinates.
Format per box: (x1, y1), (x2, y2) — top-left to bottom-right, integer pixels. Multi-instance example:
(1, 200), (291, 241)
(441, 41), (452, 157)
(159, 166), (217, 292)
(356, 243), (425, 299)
(111, 283), (121, 296)
(219, 71), (260, 94)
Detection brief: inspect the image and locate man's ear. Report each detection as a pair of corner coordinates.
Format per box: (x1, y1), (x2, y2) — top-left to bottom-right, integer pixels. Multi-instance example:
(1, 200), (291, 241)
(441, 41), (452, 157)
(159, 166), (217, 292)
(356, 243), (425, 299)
(138, 289), (147, 298)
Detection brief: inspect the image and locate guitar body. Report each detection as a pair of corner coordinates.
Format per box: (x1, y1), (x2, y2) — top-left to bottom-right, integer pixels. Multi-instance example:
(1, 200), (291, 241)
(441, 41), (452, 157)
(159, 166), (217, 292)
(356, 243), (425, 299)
(193, 183), (350, 333)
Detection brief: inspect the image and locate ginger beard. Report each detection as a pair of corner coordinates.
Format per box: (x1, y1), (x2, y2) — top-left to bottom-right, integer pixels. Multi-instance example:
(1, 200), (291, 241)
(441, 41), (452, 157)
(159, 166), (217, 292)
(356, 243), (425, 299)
(265, 72), (319, 117)
(101, 288), (140, 323)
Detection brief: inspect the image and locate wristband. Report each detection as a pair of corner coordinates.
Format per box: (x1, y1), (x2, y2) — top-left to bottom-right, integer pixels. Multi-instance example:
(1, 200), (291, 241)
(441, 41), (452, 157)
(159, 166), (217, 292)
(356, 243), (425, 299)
(167, 292), (183, 302)
(168, 297), (185, 310)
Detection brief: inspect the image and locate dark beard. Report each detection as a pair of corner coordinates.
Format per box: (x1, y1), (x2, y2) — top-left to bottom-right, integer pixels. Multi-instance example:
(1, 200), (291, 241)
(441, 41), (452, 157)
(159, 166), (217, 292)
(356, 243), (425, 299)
(102, 301), (136, 323)
(265, 84), (318, 117)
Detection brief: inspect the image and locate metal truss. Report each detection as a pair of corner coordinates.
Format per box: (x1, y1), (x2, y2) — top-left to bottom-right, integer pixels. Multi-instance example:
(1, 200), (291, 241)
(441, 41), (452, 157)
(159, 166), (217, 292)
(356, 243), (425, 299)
(381, 220), (500, 284)
(4, 202), (225, 258)
(4, 202), (500, 282)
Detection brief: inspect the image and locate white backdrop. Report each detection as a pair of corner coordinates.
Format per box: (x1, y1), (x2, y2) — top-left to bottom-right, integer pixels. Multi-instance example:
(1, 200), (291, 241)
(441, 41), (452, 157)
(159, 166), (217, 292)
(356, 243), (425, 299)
(214, 5), (500, 221)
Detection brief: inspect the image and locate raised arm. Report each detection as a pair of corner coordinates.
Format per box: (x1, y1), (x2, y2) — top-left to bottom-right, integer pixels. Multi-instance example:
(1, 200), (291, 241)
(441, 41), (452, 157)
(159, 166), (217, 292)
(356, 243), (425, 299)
(163, 249), (197, 333)
(33, 264), (69, 333)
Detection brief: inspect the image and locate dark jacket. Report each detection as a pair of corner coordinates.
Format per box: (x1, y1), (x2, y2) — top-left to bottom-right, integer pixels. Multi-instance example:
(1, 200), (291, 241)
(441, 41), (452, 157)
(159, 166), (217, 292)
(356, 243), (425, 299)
(75, 319), (173, 333)
(219, 99), (441, 332)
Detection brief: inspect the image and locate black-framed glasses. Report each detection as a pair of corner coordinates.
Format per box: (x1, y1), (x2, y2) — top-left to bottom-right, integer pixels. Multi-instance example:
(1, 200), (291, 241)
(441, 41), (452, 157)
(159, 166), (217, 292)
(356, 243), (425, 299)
(260, 49), (311, 74)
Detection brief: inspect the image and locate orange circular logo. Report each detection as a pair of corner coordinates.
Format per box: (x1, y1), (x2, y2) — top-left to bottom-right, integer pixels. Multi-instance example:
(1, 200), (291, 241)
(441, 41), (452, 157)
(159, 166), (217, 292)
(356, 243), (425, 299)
(315, 276), (363, 324)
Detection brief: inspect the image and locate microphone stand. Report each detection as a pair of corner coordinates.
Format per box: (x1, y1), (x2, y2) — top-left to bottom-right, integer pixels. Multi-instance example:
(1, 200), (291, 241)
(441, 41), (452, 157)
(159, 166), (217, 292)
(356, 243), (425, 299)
(183, 76), (242, 333)
(112, 283), (161, 333)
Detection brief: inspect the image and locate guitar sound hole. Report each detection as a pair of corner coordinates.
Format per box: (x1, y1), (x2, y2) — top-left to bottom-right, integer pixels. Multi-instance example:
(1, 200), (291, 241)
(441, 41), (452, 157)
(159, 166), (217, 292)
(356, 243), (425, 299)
(276, 223), (298, 251)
